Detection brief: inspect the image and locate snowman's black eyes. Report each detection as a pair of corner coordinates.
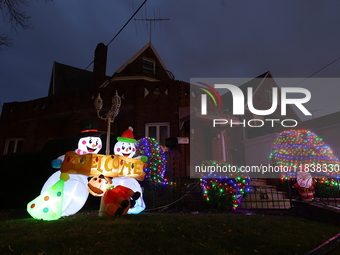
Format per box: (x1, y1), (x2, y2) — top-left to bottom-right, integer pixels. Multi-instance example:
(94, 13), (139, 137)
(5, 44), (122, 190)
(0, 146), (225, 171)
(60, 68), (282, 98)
(122, 146), (125, 150)
(89, 139), (92, 144)
(96, 140), (99, 145)
(128, 146), (131, 150)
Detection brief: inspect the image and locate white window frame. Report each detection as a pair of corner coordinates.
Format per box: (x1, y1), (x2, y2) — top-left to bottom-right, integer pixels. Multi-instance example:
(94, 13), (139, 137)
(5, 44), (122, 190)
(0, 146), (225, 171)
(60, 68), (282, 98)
(145, 122), (170, 145)
(4, 138), (24, 155)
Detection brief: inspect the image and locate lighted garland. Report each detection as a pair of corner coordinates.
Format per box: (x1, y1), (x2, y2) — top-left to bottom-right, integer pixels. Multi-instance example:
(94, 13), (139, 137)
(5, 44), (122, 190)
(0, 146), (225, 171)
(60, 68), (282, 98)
(280, 175), (340, 184)
(200, 161), (250, 211)
(271, 129), (340, 191)
(269, 129), (339, 172)
(135, 137), (168, 185)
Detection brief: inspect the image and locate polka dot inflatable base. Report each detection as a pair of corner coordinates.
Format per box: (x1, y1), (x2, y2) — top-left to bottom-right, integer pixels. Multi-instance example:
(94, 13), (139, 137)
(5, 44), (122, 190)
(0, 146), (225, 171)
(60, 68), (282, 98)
(27, 179), (64, 221)
(41, 171), (89, 217)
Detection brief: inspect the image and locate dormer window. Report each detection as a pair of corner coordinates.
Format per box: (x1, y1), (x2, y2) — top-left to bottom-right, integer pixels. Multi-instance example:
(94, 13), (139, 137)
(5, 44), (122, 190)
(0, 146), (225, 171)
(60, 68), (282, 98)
(265, 90), (272, 102)
(142, 57), (156, 75)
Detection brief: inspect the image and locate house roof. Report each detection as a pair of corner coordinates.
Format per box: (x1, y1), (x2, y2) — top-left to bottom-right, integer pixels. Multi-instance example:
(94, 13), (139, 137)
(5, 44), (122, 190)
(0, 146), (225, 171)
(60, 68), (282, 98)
(299, 111), (340, 130)
(221, 71), (271, 112)
(111, 42), (174, 82)
(48, 62), (100, 96)
(49, 42), (174, 94)
(115, 42), (168, 73)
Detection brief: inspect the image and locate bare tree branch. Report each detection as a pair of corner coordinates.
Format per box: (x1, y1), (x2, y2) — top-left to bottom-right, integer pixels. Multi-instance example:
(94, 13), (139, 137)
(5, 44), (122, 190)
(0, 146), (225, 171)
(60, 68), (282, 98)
(0, 34), (12, 51)
(0, 0), (52, 50)
(0, 0), (31, 30)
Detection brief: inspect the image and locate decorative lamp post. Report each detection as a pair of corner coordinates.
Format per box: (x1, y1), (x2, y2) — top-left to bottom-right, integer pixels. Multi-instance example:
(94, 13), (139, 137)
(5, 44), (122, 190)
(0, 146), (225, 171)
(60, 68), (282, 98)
(94, 90), (121, 155)
(94, 90), (121, 216)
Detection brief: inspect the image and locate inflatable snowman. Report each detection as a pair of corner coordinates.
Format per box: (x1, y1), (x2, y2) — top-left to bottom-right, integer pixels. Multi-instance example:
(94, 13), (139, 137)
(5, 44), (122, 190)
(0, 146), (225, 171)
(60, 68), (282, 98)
(114, 126), (148, 162)
(51, 119), (102, 168)
(30, 119), (103, 219)
(106, 126), (147, 214)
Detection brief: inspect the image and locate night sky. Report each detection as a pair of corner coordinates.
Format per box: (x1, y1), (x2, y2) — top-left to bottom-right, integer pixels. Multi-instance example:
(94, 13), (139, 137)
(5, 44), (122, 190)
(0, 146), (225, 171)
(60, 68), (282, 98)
(1, 0), (340, 119)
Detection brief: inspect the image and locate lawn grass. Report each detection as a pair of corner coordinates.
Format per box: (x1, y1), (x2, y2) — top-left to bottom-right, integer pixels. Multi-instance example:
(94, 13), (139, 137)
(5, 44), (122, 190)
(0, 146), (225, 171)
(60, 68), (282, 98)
(0, 210), (339, 255)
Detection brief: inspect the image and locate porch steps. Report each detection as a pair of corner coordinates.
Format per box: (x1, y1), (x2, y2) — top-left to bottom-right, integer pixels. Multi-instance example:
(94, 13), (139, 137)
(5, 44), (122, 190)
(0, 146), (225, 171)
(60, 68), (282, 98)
(240, 179), (291, 209)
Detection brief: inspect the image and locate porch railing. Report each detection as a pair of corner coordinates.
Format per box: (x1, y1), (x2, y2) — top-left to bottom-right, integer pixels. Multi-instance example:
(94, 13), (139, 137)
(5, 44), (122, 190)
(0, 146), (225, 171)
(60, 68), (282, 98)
(290, 177), (340, 208)
(239, 177), (340, 210)
(239, 179), (291, 210)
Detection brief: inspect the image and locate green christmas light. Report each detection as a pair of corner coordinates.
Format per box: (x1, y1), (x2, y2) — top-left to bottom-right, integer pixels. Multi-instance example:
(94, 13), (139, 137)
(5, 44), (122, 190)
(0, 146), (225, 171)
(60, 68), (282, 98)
(200, 160), (250, 211)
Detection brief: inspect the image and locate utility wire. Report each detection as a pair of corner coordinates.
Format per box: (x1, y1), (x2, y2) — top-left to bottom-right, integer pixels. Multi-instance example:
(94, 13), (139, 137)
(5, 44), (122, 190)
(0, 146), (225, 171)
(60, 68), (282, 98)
(84, 0), (148, 71)
(294, 55), (340, 86)
(144, 182), (200, 212)
(106, 0), (147, 47)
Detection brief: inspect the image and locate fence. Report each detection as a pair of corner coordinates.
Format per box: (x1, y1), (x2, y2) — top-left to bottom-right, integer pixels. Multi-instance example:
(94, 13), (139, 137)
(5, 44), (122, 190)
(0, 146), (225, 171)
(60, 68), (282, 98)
(290, 176), (340, 208)
(163, 176), (340, 211)
(239, 177), (340, 210)
(239, 179), (292, 210)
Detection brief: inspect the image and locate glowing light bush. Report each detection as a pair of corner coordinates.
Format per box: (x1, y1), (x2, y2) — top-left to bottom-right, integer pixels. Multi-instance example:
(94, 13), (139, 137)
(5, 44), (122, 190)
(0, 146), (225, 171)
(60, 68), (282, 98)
(135, 137), (168, 185)
(200, 161), (250, 211)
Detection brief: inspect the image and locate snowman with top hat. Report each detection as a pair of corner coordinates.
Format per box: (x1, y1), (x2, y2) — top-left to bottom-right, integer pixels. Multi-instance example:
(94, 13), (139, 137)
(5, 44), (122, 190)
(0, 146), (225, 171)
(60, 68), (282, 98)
(28, 119), (104, 220)
(53, 119), (106, 207)
(72, 120), (113, 197)
(75, 119), (102, 155)
(51, 119), (103, 168)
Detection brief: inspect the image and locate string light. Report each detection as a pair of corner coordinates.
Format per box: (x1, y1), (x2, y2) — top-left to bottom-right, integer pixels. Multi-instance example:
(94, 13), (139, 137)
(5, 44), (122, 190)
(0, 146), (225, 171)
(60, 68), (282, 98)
(270, 129), (340, 188)
(269, 129), (339, 171)
(200, 160), (250, 211)
(135, 137), (168, 185)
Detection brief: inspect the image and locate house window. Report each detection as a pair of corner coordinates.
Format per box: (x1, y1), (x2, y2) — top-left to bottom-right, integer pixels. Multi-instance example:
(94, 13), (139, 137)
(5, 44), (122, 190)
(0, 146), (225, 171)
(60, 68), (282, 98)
(145, 122), (170, 146)
(142, 58), (156, 75)
(4, 138), (24, 155)
(265, 90), (272, 102)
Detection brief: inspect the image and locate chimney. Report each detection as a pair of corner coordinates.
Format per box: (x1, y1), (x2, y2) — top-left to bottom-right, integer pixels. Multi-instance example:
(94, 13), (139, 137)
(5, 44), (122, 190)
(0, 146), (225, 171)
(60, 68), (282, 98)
(93, 43), (108, 87)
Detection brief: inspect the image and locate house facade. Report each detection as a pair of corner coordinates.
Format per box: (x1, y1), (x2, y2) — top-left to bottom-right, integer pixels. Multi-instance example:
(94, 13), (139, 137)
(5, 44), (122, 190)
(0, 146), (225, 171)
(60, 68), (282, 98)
(4, 42), (333, 183)
(298, 111), (340, 160)
(221, 72), (302, 167)
(0, 42), (195, 179)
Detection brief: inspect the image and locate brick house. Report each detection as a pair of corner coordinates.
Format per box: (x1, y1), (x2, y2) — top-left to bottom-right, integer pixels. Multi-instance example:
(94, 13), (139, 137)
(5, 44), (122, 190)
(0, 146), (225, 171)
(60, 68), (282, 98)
(2, 42), (315, 180)
(0, 42), (194, 179)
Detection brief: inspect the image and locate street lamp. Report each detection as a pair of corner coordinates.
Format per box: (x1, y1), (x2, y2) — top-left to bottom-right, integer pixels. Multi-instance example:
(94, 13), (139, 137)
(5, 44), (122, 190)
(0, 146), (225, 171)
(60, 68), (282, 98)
(94, 90), (121, 216)
(94, 90), (121, 155)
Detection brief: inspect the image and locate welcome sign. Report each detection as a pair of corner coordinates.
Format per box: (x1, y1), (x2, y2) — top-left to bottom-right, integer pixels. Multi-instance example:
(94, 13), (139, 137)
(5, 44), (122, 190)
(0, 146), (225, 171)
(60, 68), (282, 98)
(60, 151), (146, 181)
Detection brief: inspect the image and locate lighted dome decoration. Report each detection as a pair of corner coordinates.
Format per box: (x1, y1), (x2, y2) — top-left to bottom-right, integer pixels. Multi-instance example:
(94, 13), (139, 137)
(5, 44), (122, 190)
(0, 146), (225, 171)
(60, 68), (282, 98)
(269, 129), (339, 172)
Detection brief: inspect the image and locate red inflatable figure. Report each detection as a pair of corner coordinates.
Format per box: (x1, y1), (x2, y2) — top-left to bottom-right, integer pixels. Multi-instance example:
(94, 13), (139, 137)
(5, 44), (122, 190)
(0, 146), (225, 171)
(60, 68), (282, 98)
(293, 171), (316, 201)
(103, 185), (141, 216)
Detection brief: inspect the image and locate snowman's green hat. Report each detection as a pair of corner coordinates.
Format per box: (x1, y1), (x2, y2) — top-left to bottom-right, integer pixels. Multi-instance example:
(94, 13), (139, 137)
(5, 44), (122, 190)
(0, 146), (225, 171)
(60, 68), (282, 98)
(117, 126), (136, 143)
